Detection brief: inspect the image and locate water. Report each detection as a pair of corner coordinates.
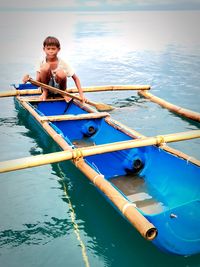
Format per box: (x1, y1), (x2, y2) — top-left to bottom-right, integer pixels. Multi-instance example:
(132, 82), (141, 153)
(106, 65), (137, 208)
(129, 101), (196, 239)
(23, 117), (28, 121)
(0, 10), (200, 267)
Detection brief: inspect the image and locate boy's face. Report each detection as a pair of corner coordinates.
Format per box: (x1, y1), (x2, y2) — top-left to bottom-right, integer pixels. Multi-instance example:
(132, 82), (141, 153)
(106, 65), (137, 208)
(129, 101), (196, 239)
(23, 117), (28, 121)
(43, 45), (60, 59)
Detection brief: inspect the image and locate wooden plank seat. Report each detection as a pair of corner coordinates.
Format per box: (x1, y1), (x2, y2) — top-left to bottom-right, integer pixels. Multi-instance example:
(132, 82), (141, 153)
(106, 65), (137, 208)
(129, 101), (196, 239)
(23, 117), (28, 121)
(40, 112), (110, 122)
(17, 96), (64, 102)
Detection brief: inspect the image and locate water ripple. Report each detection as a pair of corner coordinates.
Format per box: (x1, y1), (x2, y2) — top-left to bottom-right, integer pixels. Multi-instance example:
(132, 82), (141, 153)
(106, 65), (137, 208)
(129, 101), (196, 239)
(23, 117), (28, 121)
(0, 217), (72, 248)
(0, 117), (18, 127)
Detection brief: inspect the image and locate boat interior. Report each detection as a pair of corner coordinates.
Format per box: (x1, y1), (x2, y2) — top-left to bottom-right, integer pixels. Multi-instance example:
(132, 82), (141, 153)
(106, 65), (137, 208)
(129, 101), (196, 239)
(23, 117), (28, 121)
(22, 98), (199, 218)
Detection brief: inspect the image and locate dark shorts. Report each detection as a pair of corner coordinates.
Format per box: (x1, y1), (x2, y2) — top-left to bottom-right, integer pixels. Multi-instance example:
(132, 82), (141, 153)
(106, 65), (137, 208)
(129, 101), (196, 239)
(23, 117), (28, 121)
(47, 77), (62, 97)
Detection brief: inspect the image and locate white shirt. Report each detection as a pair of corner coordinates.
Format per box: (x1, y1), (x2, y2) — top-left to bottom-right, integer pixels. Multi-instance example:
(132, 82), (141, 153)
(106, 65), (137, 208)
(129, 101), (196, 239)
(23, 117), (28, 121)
(35, 57), (75, 77)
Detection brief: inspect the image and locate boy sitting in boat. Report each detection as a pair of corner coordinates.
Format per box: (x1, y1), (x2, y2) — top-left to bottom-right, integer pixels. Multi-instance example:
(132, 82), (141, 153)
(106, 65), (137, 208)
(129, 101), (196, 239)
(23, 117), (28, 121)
(23, 36), (85, 102)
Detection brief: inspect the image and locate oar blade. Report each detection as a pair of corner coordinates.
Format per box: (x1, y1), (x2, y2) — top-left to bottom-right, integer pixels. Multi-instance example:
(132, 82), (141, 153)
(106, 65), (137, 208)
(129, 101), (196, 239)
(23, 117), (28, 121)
(94, 102), (114, 112)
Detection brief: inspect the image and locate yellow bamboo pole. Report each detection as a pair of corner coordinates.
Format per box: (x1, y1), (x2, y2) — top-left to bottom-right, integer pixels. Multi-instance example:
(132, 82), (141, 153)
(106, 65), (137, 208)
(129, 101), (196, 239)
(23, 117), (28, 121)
(106, 117), (145, 139)
(0, 129), (199, 173)
(67, 84), (151, 93)
(139, 90), (200, 122)
(0, 89), (41, 97)
(18, 96), (64, 102)
(40, 112), (110, 122)
(106, 117), (200, 166)
(0, 84), (150, 98)
(75, 158), (157, 240)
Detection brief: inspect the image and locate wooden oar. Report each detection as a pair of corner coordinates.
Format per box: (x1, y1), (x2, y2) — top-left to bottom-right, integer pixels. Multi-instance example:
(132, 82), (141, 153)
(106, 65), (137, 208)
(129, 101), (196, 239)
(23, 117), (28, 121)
(0, 129), (199, 173)
(29, 78), (114, 112)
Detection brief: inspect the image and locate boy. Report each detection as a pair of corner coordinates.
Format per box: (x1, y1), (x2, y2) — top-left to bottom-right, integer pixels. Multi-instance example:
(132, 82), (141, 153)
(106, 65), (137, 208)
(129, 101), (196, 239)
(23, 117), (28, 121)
(23, 36), (85, 102)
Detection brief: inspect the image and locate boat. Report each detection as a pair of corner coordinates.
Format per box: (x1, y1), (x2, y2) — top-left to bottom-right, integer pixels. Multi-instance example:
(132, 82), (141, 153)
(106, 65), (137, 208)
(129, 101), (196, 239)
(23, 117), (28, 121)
(1, 80), (200, 256)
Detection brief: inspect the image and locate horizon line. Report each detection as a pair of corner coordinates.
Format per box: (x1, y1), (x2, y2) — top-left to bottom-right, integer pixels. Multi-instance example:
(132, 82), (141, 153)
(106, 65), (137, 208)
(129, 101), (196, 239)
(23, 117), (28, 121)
(1, 7), (200, 12)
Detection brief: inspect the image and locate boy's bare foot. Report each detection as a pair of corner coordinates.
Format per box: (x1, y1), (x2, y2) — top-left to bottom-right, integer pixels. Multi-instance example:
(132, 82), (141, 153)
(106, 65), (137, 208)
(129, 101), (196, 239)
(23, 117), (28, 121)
(39, 92), (47, 101)
(39, 89), (48, 101)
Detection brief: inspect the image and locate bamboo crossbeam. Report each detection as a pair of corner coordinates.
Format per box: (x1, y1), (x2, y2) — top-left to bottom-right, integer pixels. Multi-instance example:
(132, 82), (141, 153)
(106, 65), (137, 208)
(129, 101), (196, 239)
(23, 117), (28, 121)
(106, 117), (200, 166)
(19, 96), (64, 102)
(40, 112), (110, 122)
(139, 90), (200, 122)
(67, 84), (151, 93)
(0, 85), (150, 98)
(0, 89), (41, 97)
(0, 130), (199, 174)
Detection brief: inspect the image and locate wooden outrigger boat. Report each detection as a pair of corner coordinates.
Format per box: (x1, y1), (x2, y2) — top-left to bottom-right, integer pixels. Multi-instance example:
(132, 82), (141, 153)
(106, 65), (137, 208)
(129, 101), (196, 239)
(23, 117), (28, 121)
(0, 81), (200, 256)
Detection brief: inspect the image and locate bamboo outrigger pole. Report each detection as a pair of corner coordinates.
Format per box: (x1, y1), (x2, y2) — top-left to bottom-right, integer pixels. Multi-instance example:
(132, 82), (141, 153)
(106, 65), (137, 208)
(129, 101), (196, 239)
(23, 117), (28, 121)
(139, 90), (200, 122)
(0, 89), (41, 97)
(0, 84), (150, 98)
(67, 84), (151, 93)
(0, 130), (199, 174)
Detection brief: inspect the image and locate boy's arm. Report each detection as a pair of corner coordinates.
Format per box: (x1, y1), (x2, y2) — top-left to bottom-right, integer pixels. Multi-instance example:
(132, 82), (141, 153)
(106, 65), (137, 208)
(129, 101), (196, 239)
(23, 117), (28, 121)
(36, 71), (48, 101)
(36, 71), (40, 81)
(22, 71), (40, 83)
(72, 74), (85, 102)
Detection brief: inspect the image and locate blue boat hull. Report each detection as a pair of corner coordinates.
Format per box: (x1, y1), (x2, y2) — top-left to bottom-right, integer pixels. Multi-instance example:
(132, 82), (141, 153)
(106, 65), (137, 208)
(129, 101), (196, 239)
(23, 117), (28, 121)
(15, 84), (200, 256)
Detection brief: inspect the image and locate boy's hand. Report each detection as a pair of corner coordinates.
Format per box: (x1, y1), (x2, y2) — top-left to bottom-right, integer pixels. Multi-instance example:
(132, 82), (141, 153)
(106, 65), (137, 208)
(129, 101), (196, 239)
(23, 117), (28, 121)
(81, 96), (86, 104)
(80, 95), (86, 104)
(22, 74), (30, 83)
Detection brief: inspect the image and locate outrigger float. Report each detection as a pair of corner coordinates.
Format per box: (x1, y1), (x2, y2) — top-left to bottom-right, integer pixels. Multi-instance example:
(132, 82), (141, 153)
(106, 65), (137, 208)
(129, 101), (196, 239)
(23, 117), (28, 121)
(0, 79), (200, 256)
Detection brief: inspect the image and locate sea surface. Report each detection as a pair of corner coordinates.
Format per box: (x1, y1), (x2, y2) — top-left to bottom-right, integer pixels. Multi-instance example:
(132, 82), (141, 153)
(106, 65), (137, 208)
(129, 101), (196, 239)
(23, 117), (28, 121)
(0, 10), (200, 267)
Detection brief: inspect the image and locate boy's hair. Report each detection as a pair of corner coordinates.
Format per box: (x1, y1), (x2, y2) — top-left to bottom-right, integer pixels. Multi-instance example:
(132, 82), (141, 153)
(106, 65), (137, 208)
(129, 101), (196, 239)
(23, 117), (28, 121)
(43, 36), (60, 48)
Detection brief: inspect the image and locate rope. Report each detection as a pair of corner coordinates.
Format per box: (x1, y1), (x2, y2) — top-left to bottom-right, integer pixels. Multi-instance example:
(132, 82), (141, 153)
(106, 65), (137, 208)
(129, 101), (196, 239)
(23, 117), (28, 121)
(122, 202), (137, 215)
(156, 135), (166, 146)
(72, 149), (84, 167)
(92, 174), (104, 185)
(56, 164), (90, 267)
(72, 148), (83, 160)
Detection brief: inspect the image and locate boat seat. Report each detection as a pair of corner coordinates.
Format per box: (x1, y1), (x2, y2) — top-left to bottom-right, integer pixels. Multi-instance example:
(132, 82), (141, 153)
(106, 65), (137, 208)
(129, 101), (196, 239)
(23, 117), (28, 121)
(40, 112), (110, 122)
(17, 96), (64, 102)
(127, 192), (165, 214)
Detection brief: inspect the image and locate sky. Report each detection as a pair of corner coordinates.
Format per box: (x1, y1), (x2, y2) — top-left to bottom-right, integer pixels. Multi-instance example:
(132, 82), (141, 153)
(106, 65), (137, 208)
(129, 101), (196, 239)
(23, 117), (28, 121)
(0, 0), (200, 11)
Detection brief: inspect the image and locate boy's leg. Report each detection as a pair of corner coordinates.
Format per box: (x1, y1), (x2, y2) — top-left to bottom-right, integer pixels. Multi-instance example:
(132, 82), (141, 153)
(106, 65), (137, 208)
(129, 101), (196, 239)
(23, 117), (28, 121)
(39, 63), (51, 100)
(55, 69), (67, 90)
(55, 70), (72, 102)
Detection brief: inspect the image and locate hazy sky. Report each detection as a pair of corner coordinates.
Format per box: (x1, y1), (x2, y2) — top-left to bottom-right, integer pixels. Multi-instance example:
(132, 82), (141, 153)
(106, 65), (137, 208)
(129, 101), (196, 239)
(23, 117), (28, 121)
(1, 0), (200, 11)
